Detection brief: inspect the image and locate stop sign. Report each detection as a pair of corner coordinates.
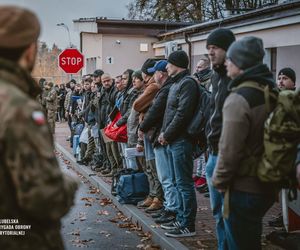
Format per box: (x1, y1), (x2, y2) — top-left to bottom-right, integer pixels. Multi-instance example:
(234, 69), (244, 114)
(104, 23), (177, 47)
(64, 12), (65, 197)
(58, 48), (84, 74)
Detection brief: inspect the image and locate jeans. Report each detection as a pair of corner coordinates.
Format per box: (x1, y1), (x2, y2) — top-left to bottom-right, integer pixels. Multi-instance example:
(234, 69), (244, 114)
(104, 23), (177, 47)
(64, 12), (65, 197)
(167, 138), (196, 229)
(154, 146), (178, 212)
(206, 154), (226, 250)
(224, 190), (275, 250)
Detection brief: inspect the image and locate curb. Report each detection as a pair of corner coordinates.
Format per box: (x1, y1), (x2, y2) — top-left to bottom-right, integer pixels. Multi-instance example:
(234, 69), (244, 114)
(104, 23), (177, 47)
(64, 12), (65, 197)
(56, 142), (189, 250)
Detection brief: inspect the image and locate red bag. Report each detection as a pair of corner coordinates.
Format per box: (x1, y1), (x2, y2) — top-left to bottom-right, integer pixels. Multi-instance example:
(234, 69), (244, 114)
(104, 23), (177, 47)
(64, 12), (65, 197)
(104, 111), (127, 143)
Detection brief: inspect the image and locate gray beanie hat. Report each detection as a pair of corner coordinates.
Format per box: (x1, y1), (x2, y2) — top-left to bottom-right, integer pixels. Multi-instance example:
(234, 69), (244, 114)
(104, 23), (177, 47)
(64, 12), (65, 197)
(227, 36), (265, 70)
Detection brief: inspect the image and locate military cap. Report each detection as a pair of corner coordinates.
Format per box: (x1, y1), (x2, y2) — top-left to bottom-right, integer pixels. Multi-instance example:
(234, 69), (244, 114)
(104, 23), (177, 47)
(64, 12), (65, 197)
(0, 6), (40, 48)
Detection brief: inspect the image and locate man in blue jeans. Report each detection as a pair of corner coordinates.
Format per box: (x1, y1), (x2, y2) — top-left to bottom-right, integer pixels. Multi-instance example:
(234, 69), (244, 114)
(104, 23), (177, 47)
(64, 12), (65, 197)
(213, 37), (277, 250)
(158, 50), (198, 237)
(139, 60), (178, 224)
(205, 28), (235, 249)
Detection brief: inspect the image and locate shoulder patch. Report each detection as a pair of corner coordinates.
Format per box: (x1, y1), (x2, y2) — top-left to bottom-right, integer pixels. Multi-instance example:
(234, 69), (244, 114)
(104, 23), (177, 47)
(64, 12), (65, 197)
(32, 111), (46, 126)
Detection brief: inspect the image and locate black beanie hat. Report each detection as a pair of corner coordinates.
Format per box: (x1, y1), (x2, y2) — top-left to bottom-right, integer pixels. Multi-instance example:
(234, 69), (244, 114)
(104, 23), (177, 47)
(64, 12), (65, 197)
(278, 67), (296, 83)
(206, 28), (235, 51)
(167, 50), (189, 69)
(141, 59), (156, 76)
(227, 36), (265, 70)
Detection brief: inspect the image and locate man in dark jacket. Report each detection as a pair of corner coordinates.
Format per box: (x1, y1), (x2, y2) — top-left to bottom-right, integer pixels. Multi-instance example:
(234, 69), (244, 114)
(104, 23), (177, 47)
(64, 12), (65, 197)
(139, 60), (176, 224)
(212, 36), (277, 250)
(158, 50), (198, 237)
(205, 28), (235, 250)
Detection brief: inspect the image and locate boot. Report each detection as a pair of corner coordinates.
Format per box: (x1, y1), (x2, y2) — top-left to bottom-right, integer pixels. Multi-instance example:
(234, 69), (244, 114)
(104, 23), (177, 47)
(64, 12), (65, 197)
(145, 197), (163, 213)
(137, 196), (153, 208)
(101, 169), (116, 177)
(100, 168), (111, 175)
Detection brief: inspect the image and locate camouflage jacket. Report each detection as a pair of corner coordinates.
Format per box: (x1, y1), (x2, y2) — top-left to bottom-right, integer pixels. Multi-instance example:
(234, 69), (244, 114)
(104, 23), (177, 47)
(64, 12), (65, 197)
(46, 88), (58, 111)
(0, 58), (78, 250)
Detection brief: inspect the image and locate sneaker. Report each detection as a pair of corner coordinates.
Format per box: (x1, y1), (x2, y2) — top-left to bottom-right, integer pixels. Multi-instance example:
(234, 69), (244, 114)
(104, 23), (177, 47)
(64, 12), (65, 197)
(137, 197), (153, 208)
(196, 183), (208, 193)
(155, 210), (176, 224)
(151, 207), (166, 218)
(144, 197), (163, 213)
(165, 227), (196, 238)
(161, 221), (181, 230)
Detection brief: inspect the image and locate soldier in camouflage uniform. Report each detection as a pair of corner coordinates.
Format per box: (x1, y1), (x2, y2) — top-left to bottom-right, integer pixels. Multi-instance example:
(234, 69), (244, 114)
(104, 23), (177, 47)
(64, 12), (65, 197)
(41, 81), (50, 115)
(45, 81), (58, 134)
(0, 6), (78, 250)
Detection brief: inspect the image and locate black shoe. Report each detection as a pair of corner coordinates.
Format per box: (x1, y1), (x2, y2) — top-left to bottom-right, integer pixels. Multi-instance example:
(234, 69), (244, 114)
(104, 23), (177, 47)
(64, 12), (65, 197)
(268, 215), (283, 227)
(155, 210), (176, 224)
(151, 207), (166, 219)
(165, 227), (196, 238)
(204, 192), (210, 198)
(196, 183), (208, 193)
(161, 220), (181, 230)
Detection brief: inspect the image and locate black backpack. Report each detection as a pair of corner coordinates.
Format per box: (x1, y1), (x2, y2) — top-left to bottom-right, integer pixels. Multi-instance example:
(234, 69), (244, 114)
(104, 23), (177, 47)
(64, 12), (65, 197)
(187, 77), (211, 150)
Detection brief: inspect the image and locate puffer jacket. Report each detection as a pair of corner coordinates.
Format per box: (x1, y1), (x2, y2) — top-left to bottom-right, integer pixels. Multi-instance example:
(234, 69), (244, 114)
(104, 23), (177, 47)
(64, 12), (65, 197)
(161, 70), (198, 143)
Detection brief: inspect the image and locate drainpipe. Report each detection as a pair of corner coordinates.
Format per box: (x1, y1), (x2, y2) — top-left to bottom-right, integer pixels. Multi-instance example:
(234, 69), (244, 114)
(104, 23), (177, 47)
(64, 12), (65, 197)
(184, 32), (192, 69)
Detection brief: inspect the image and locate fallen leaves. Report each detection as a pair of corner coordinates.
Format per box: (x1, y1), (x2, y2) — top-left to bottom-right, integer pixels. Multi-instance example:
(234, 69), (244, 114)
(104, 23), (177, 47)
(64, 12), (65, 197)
(100, 198), (112, 206)
(70, 238), (95, 248)
(78, 212), (87, 221)
(136, 244), (160, 250)
(197, 240), (208, 248)
(97, 210), (110, 216)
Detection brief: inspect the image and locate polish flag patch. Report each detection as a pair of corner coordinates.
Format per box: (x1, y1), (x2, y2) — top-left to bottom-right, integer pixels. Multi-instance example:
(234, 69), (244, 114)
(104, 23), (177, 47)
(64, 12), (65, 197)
(32, 111), (46, 125)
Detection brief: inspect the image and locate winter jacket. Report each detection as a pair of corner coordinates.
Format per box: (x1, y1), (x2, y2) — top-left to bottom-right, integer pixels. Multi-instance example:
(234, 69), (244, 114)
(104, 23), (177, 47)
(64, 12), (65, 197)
(93, 85), (118, 129)
(133, 77), (160, 121)
(127, 89), (143, 147)
(116, 87), (139, 127)
(212, 64), (277, 194)
(139, 77), (173, 147)
(161, 70), (198, 143)
(206, 64), (231, 154)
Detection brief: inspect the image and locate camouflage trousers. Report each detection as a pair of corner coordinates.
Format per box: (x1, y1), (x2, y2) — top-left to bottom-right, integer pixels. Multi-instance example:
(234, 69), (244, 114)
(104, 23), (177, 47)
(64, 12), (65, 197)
(47, 110), (56, 134)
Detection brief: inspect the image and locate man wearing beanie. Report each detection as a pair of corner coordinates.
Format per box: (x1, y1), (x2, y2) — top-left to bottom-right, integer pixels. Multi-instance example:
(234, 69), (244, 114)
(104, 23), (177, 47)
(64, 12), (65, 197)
(277, 67), (296, 90)
(205, 28), (235, 250)
(139, 60), (178, 225)
(212, 36), (277, 249)
(158, 50), (198, 237)
(0, 5), (78, 250)
(133, 58), (164, 212)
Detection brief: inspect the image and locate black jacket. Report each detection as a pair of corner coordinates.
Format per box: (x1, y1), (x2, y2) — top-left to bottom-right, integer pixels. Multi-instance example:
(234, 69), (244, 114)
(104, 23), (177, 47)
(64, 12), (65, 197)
(94, 85), (118, 129)
(161, 70), (198, 143)
(116, 87), (139, 127)
(206, 64), (231, 154)
(139, 77), (173, 147)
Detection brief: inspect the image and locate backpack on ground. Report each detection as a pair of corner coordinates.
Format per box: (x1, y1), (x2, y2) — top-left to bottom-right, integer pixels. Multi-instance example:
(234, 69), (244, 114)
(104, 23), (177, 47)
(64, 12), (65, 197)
(235, 81), (300, 199)
(114, 169), (149, 205)
(187, 77), (211, 151)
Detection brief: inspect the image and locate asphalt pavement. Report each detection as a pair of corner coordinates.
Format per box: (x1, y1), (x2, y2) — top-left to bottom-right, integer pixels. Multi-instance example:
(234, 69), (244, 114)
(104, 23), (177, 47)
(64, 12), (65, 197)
(59, 156), (158, 250)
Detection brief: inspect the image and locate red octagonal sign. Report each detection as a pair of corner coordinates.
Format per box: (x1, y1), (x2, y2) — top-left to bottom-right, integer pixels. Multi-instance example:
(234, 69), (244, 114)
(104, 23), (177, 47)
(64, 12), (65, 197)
(58, 48), (84, 74)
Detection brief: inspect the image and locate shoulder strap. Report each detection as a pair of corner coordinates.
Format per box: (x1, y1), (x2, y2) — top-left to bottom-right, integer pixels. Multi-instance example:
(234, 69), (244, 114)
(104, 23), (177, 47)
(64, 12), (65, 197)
(232, 81), (277, 113)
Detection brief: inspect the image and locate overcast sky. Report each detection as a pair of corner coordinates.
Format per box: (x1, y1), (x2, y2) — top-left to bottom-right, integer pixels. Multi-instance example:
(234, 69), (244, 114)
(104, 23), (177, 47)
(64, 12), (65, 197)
(0, 0), (131, 49)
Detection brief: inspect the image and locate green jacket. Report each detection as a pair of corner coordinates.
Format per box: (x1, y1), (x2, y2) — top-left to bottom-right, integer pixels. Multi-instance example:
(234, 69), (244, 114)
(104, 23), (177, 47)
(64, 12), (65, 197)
(0, 58), (78, 250)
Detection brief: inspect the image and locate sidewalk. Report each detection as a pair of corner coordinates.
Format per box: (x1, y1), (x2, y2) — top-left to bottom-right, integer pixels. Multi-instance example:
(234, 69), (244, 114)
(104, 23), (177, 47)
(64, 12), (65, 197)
(55, 122), (283, 250)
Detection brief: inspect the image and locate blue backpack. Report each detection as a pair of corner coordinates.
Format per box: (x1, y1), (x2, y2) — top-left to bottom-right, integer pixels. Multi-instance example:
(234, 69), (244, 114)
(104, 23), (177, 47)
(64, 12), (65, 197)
(116, 171), (149, 205)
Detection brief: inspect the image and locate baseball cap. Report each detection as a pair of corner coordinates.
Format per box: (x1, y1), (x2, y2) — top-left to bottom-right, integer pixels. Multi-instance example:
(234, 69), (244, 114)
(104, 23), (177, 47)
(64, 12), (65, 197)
(147, 60), (168, 73)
